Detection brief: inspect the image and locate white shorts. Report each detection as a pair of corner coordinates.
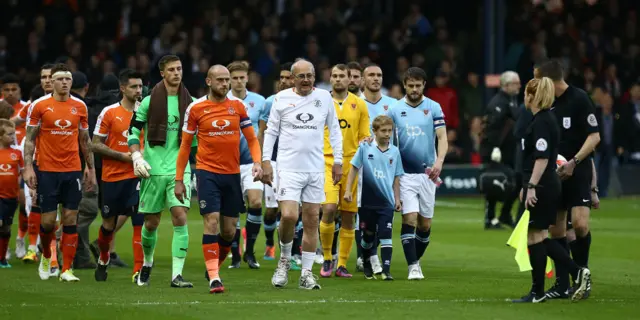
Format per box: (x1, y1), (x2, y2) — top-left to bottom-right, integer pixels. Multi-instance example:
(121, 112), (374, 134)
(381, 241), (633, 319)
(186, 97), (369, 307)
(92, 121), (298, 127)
(240, 163), (264, 194)
(24, 183), (32, 215)
(264, 161), (279, 208)
(276, 170), (325, 204)
(400, 173), (437, 218)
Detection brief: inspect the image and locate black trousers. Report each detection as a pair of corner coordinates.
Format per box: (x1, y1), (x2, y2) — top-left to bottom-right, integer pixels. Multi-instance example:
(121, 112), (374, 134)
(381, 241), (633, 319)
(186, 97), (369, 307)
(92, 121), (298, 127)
(484, 172), (521, 225)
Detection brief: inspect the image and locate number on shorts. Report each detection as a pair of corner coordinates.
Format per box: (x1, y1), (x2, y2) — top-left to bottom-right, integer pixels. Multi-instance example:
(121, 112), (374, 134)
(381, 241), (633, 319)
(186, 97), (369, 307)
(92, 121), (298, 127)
(136, 181), (141, 190)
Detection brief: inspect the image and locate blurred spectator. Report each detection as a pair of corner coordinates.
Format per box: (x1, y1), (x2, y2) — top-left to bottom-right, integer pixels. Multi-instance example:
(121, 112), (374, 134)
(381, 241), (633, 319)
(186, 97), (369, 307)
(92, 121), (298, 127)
(595, 93), (622, 197)
(458, 71), (484, 124)
(426, 70), (459, 130)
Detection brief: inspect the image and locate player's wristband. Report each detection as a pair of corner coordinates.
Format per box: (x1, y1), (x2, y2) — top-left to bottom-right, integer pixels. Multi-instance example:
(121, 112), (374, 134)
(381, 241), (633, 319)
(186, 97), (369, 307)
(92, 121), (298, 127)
(572, 157), (581, 165)
(527, 182), (537, 189)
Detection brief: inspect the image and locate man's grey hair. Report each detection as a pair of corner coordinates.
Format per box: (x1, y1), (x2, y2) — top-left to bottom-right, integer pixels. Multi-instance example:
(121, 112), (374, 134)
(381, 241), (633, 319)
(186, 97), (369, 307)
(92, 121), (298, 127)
(500, 71), (519, 87)
(291, 58), (315, 75)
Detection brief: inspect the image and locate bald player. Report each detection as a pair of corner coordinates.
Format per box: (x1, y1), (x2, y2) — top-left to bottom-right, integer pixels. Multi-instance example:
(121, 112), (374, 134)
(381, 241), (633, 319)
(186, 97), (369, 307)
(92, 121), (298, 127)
(175, 65), (262, 293)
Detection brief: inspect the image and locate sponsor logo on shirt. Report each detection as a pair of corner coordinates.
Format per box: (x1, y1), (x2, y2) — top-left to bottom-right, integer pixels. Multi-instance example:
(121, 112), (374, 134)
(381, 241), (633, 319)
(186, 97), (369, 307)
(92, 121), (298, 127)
(293, 113), (317, 129)
(52, 119), (73, 135)
(209, 120), (235, 136)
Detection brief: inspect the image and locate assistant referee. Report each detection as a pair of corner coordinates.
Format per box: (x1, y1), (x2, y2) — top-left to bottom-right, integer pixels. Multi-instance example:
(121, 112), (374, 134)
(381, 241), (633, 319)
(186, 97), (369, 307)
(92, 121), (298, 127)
(513, 77), (591, 303)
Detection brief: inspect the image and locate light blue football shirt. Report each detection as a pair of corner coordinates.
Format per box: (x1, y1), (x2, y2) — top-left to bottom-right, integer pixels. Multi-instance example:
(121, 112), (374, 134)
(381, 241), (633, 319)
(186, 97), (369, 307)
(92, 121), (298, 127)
(260, 94), (278, 161)
(362, 94), (398, 133)
(228, 90), (266, 165)
(351, 143), (404, 209)
(388, 96), (445, 174)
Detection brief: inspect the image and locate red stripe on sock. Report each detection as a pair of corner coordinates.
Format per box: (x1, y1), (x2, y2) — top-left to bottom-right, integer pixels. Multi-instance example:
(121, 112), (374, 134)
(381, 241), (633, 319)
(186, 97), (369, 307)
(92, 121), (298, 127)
(132, 226), (143, 274)
(97, 228), (113, 264)
(28, 213), (41, 247)
(0, 237), (9, 260)
(218, 245), (231, 266)
(61, 232), (78, 272)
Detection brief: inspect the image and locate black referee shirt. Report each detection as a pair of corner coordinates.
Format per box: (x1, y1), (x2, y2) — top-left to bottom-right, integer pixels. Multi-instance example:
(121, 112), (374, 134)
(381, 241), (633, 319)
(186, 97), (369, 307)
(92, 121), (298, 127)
(551, 86), (599, 161)
(522, 109), (560, 182)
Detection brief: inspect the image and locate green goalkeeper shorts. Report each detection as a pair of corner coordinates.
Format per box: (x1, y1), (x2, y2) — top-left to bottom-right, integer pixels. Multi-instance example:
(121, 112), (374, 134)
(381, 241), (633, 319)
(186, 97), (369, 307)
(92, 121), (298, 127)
(138, 175), (191, 214)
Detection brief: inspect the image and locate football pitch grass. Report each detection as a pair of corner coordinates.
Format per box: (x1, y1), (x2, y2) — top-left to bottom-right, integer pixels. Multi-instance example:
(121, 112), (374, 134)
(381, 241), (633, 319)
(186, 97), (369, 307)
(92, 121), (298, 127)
(1, 197), (639, 319)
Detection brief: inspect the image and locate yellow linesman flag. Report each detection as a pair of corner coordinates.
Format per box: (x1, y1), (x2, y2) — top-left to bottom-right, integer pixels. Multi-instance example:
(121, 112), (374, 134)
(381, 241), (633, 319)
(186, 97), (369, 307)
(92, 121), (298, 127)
(506, 210), (554, 277)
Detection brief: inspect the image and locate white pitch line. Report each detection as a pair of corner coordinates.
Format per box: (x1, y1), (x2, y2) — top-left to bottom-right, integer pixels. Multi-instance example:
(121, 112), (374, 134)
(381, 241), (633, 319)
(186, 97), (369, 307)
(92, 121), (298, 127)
(0, 298), (629, 308)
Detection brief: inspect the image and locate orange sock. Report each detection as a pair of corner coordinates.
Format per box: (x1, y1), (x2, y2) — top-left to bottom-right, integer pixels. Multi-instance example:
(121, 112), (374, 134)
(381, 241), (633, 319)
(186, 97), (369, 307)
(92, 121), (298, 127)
(203, 237), (220, 281)
(18, 209), (28, 239)
(28, 208), (41, 247)
(132, 225), (143, 274)
(61, 226), (78, 272)
(97, 226), (113, 264)
(50, 239), (58, 268)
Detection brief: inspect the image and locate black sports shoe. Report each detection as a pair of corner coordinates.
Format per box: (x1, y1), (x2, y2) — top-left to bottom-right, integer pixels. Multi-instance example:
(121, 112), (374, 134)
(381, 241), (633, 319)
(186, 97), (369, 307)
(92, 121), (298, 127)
(89, 240), (100, 262)
(94, 261), (108, 282)
(362, 258), (376, 280)
(570, 268), (591, 302)
(512, 292), (547, 303)
(171, 274), (193, 288)
(137, 266), (152, 286)
(209, 279), (224, 294)
(242, 252), (261, 269)
(544, 283), (569, 299)
(381, 271), (394, 281)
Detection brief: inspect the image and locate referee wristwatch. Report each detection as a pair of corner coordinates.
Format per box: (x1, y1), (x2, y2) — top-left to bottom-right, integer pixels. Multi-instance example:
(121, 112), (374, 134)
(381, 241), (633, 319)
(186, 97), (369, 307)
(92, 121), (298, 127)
(527, 182), (537, 189)
(572, 157), (581, 165)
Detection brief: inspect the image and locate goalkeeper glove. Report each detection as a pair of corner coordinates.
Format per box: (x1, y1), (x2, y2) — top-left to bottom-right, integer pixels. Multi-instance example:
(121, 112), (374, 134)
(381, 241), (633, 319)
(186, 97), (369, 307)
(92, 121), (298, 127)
(131, 151), (152, 178)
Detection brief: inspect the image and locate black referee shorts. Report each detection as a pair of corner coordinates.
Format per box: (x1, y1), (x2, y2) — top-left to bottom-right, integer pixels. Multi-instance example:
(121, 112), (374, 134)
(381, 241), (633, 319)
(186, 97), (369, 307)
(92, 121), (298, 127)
(559, 164), (592, 230)
(524, 176), (561, 230)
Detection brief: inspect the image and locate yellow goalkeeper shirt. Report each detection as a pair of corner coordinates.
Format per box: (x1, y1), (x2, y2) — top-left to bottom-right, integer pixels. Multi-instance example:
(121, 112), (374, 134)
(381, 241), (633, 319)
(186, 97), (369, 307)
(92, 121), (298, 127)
(323, 92), (371, 158)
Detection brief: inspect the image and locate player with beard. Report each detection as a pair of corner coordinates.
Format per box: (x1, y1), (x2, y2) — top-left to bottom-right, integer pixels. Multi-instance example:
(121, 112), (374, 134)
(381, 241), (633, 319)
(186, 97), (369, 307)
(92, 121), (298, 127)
(319, 64), (370, 278)
(354, 64), (398, 273)
(258, 62), (298, 265)
(388, 67), (448, 280)
(91, 69), (145, 282)
(263, 59), (343, 289)
(127, 55), (196, 288)
(176, 65), (262, 293)
(347, 62), (363, 96)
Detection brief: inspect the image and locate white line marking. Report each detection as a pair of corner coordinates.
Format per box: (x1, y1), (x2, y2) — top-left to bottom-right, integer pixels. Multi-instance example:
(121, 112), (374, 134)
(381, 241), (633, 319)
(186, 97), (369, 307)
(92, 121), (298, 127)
(435, 200), (482, 209)
(1, 298), (629, 308)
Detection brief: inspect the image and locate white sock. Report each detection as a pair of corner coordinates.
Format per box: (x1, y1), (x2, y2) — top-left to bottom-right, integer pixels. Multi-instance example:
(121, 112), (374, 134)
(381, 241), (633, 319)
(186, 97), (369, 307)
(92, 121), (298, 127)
(28, 245), (37, 251)
(301, 251), (315, 271)
(280, 241), (293, 259)
(143, 259), (153, 267)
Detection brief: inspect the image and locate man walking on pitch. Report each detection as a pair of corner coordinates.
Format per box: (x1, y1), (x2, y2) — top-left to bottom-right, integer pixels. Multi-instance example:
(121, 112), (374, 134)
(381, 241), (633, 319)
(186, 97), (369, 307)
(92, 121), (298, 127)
(127, 55), (195, 288)
(175, 65), (262, 293)
(92, 69), (146, 282)
(262, 59), (343, 289)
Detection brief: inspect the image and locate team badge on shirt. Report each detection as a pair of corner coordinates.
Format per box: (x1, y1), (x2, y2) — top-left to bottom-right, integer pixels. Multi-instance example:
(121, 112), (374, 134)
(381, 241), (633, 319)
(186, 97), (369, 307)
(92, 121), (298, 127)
(563, 117), (571, 129)
(314, 99), (321, 108)
(10, 153), (17, 160)
(536, 138), (548, 151)
(383, 105), (388, 111)
(423, 109), (429, 116)
(351, 103), (356, 109)
(587, 114), (598, 127)
(228, 107), (235, 115)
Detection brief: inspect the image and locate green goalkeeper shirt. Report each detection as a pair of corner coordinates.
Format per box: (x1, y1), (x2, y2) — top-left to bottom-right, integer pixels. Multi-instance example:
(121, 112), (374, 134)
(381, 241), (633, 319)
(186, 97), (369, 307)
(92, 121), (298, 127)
(127, 95), (196, 176)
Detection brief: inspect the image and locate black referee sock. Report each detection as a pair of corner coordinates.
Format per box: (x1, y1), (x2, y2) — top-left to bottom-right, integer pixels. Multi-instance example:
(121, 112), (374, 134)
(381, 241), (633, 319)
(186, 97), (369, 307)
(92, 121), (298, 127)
(263, 216), (277, 247)
(400, 224), (417, 266)
(528, 242), (547, 297)
(415, 228), (431, 260)
(355, 229), (362, 258)
(331, 222), (340, 257)
(570, 232), (591, 268)
(543, 238), (580, 281)
(292, 218), (302, 256)
(231, 228), (241, 262)
(245, 208), (262, 255)
(552, 237), (571, 289)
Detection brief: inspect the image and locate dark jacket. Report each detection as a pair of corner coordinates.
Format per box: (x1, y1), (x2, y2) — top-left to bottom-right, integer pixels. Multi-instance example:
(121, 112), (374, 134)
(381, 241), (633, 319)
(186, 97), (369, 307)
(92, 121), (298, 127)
(480, 90), (519, 167)
(85, 89), (121, 171)
(599, 102), (640, 154)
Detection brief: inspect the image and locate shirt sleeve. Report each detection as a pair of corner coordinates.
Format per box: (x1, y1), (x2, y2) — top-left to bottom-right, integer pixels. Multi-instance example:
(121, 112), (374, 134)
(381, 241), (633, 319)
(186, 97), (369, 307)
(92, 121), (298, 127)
(358, 100), (371, 140)
(79, 103), (89, 130)
(262, 97), (280, 162)
(325, 96), (344, 164)
(18, 151), (24, 170)
(350, 145), (363, 169)
(128, 97), (149, 145)
(260, 98), (272, 123)
(93, 108), (111, 137)
(182, 102), (199, 134)
(26, 101), (42, 127)
(394, 149), (405, 176)
(18, 104), (29, 120)
(432, 103), (446, 130)
(238, 101), (252, 129)
(532, 118), (552, 160)
(579, 93), (599, 134)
